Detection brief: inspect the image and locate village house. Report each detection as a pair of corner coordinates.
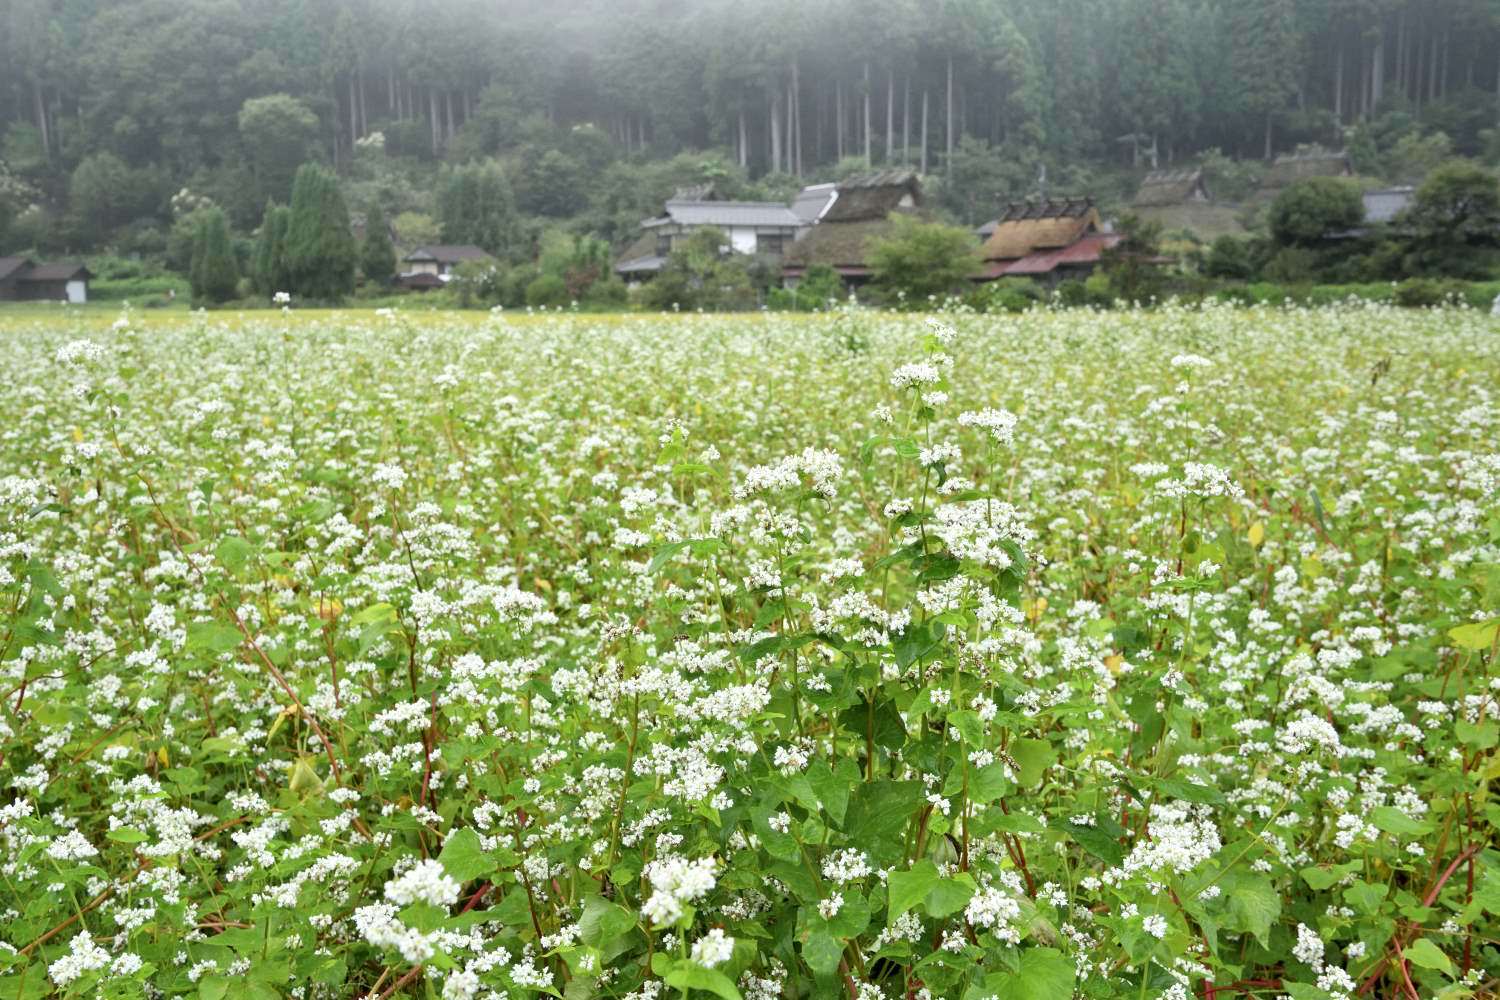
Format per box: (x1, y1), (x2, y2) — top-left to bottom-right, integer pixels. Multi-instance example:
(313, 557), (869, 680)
(975, 198), (1120, 286)
(780, 169), (922, 289)
(615, 185), (807, 282)
(398, 245), (494, 290)
(1257, 147), (1353, 199)
(0, 256), (91, 303)
(1132, 168), (1210, 208)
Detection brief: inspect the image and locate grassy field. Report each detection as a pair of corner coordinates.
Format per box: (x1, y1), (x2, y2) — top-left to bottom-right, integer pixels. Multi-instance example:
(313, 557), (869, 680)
(1, 304), (1498, 1000)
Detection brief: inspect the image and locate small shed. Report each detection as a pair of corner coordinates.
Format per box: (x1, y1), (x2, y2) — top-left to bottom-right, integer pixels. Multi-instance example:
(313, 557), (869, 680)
(1133, 168), (1210, 208)
(0, 260), (91, 303)
(0, 256), (33, 301)
(1362, 186), (1414, 224)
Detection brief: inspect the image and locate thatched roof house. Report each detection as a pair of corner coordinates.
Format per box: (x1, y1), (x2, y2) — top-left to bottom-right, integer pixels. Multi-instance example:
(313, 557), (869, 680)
(782, 170), (922, 285)
(1260, 148), (1353, 193)
(1133, 168), (1210, 208)
(977, 198), (1119, 283)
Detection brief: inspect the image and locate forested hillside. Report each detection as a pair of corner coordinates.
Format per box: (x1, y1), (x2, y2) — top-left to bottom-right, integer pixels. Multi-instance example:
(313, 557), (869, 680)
(3, 0), (1500, 258)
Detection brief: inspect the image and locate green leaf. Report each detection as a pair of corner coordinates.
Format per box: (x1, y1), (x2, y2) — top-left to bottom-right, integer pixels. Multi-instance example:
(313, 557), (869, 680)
(199, 977), (232, 1000)
(1370, 806), (1433, 838)
(1010, 738), (1054, 788)
(887, 860), (940, 924)
(1154, 776), (1227, 807)
(579, 895), (636, 948)
(664, 961), (743, 1000)
(186, 621), (243, 654)
(215, 536), (253, 572)
(1063, 819), (1125, 866)
(925, 875), (975, 918)
(1343, 880), (1387, 916)
(985, 948), (1075, 1000)
(1223, 871), (1281, 948)
(1402, 938), (1452, 975)
(438, 827), (496, 883)
(800, 928), (844, 978)
(1448, 618), (1500, 650)
(107, 827), (148, 844)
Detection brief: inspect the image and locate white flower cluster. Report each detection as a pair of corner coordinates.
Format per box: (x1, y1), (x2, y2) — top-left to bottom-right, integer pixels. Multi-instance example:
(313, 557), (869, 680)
(641, 855), (716, 925)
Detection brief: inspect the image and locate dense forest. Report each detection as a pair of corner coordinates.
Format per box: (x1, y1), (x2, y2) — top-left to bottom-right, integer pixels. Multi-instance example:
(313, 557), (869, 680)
(3, 0), (1500, 262)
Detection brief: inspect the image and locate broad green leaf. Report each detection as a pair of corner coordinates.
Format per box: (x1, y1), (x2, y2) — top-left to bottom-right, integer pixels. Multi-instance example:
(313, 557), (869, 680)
(439, 827), (496, 883)
(886, 860), (940, 924)
(1448, 619), (1500, 650)
(1402, 938), (1452, 975)
(1010, 738), (1054, 788)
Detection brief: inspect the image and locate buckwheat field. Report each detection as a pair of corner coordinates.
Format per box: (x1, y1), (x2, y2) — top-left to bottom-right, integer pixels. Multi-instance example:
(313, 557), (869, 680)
(2, 303), (1499, 1000)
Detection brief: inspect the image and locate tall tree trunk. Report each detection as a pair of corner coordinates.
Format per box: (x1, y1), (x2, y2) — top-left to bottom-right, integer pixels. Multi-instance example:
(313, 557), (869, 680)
(444, 90), (454, 142)
(429, 89), (440, 156)
(388, 70), (396, 118)
(1428, 30), (1439, 101)
(792, 60), (803, 176)
(863, 62), (872, 166)
(1395, 12), (1405, 97)
(786, 80), (795, 175)
(1334, 43), (1344, 124)
(835, 80), (844, 161)
(886, 69), (894, 164)
(738, 110), (748, 168)
(945, 56), (954, 169)
(921, 88), (929, 174)
(1264, 112), (1273, 160)
(903, 75), (911, 165)
(1372, 34), (1384, 111)
(32, 81), (48, 159)
(770, 92), (782, 175)
(349, 75), (358, 143)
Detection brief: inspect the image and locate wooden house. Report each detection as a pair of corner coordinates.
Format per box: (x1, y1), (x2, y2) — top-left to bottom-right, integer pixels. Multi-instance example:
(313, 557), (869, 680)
(781, 169), (922, 288)
(1133, 168), (1210, 208)
(0, 257), (91, 303)
(1259, 148), (1353, 196)
(976, 198), (1120, 284)
(615, 189), (811, 281)
(398, 245), (494, 289)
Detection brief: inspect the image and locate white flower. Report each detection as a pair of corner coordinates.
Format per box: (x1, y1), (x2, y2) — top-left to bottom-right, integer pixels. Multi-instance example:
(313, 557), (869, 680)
(384, 859), (461, 908)
(691, 928), (735, 967)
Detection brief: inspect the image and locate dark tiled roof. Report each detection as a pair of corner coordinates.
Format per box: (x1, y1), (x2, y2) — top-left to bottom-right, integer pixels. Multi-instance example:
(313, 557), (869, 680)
(404, 245), (493, 264)
(651, 200), (802, 228)
(791, 183), (838, 224)
(0, 256), (34, 282)
(22, 262), (90, 281)
(1362, 187), (1414, 224)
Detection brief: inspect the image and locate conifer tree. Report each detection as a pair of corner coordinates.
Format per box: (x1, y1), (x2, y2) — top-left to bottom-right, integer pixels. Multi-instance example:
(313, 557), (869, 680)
(191, 207), (239, 304)
(360, 202), (397, 285)
(285, 163), (356, 301)
(253, 200), (293, 297)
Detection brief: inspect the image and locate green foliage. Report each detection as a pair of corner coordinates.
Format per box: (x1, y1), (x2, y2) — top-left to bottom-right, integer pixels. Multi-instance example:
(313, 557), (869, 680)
(437, 161), (520, 257)
(68, 152), (161, 245)
(1, 306), (1496, 1000)
(1101, 212), (1167, 303)
(1268, 178), (1364, 247)
(1402, 160), (1500, 279)
(869, 215), (981, 305)
(1203, 235), (1256, 280)
(284, 163), (356, 301)
(970, 277), (1042, 313)
(253, 201), (292, 298)
(238, 94), (322, 206)
(524, 272), (570, 308)
(643, 228), (757, 312)
(359, 203), (396, 286)
(189, 206), (238, 304)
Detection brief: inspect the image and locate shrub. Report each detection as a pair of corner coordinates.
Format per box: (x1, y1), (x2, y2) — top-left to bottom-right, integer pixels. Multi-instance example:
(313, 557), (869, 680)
(524, 273), (569, 308)
(1393, 277), (1461, 307)
(971, 278), (1041, 314)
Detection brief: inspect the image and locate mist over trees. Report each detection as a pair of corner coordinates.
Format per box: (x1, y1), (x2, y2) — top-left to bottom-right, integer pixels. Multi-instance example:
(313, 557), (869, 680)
(2, 0), (1499, 257)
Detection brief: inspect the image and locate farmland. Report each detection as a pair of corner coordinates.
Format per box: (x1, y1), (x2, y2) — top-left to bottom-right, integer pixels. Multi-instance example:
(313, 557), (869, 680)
(1, 303), (1498, 1000)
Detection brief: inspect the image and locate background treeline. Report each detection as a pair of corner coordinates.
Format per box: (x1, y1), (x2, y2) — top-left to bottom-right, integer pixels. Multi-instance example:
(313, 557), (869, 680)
(3, 0), (1500, 304)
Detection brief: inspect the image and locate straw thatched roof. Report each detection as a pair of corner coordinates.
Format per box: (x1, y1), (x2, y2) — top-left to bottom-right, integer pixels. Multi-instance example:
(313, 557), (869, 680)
(981, 198), (1101, 262)
(1261, 148), (1352, 190)
(1133, 168), (1209, 207)
(820, 169), (921, 224)
(782, 218), (896, 270)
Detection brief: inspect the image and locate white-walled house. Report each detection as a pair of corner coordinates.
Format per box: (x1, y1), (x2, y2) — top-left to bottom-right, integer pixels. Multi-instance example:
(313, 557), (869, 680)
(616, 189), (820, 282)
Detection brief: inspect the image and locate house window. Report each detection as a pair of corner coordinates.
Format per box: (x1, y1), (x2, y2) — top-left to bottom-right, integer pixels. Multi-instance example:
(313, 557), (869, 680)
(757, 233), (785, 255)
